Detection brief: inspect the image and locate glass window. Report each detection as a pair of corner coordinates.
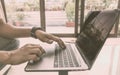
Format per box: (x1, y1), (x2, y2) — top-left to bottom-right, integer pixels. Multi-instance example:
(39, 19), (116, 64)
(4, 0), (77, 37)
(0, 0), (5, 20)
(3, 0), (119, 37)
(45, 0), (75, 34)
(118, 19), (120, 37)
(118, 0), (120, 37)
(4, 0), (41, 27)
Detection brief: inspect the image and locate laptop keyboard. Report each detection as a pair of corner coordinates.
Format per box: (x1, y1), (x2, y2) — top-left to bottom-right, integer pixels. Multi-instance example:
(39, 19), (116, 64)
(54, 44), (81, 68)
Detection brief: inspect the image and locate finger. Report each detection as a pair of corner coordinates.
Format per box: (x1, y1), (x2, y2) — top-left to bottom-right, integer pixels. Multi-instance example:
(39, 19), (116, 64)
(29, 48), (42, 56)
(25, 44), (42, 51)
(23, 44), (40, 49)
(44, 39), (53, 44)
(47, 35), (66, 49)
(29, 58), (41, 64)
(28, 55), (38, 61)
(47, 40), (53, 44)
(39, 46), (46, 54)
(26, 44), (40, 47)
(33, 57), (42, 63)
(29, 46), (46, 56)
(28, 55), (40, 64)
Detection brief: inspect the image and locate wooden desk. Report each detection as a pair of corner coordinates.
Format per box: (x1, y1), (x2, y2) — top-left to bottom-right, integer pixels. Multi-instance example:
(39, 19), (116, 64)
(7, 38), (120, 75)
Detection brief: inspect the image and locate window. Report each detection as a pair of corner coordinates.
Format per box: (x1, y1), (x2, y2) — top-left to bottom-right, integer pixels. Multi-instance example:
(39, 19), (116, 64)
(44, 0), (78, 37)
(4, 0), (41, 28)
(3, 0), (79, 37)
(45, 0), (75, 34)
(118, 0), (120, 37)
(0, 0), (5, 21)
(1, 0), (120, 37)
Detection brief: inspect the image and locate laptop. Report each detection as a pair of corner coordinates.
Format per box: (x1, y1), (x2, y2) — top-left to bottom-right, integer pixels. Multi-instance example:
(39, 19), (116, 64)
(25, 9), (119, 71)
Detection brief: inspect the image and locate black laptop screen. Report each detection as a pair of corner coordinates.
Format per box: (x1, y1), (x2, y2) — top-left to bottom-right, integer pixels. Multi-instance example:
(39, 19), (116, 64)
(76, 10), (118, 65)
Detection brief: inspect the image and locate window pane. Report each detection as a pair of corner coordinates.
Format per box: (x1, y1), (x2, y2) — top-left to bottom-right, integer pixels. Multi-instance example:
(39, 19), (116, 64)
(45, 0), (75, 34)
(0, 1), (5, 20)
(118, 0), (120, 37)
(85, 0), (118, 35)
(4, 0), (41, 27)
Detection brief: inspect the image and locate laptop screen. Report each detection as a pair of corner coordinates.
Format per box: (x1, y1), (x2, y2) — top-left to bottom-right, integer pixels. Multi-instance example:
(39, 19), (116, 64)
(76, 10), (118, 66)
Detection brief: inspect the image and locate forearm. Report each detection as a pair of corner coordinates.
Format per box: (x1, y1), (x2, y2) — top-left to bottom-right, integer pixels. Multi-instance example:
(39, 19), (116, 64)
(0, 18), (33, 38)
(0, 23), (32, 38)
(7, 25), (32, 38)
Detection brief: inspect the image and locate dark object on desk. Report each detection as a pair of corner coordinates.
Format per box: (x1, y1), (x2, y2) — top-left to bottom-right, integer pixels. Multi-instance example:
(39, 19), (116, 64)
(25, 9), (120, 72)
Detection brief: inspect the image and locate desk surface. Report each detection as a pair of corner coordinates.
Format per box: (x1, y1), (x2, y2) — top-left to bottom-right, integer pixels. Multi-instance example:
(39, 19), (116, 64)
(7, 38), (120, 75)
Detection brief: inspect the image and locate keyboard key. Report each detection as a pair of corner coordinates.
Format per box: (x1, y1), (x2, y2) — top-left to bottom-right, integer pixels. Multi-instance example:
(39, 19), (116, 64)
(54, 44), (81, 68)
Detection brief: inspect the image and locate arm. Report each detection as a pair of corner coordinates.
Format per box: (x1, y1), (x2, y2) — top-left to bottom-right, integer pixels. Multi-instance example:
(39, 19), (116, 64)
(0, 18), (66, 65)
(0, 18), (66, 48)
(0, 18), (31, 38)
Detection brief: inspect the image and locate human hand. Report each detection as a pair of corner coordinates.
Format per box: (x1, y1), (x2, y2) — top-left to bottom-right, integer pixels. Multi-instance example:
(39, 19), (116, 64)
(35, 30), (66, 49)
(7, 44), (45, 65)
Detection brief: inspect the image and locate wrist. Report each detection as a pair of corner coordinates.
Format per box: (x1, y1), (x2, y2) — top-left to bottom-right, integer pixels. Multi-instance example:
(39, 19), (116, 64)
(31, 27), (42, 39)
(5, 51), (13, 64)
(0, 51), (13, 64)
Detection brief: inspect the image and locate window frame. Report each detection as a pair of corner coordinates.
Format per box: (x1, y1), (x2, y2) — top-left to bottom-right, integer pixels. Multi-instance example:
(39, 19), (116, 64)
(1, 0), (7, 22)
(2, 0), (120, 37)
(40, 0), (80, 37)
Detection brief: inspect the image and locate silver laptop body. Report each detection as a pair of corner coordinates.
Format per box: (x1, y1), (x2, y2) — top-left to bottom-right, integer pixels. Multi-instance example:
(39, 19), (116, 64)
(25, 9), (119, 72)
